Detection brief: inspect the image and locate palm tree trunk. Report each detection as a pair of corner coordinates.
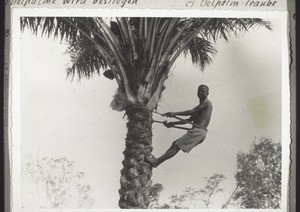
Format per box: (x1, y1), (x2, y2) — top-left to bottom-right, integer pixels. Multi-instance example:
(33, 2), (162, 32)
(118, 107), (153, 208)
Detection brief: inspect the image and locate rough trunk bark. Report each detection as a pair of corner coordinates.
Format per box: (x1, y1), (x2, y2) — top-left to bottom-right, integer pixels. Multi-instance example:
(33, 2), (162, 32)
(118, 107), (153, 208)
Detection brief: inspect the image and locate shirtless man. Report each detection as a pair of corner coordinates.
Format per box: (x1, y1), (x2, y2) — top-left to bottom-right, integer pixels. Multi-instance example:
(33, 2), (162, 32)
(145, 85), (213, 168)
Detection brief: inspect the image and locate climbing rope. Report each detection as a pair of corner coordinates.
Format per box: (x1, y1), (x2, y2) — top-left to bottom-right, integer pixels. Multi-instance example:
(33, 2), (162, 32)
(140, 108), (195, 130)
(125, 106), (195, 130)
(153, 120), (191, 130)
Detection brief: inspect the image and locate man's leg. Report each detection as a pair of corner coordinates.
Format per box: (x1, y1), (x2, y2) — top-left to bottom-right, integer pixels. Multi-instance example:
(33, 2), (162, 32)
(146, 142), (180, 167)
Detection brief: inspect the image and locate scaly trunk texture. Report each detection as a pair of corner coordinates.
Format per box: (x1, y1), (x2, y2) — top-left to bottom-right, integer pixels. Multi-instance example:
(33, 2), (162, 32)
(118, 107), (153, 208)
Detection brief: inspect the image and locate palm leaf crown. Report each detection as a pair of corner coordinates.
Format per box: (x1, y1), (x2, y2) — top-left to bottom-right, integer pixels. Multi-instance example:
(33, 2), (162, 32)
(21, 17), (271, 109)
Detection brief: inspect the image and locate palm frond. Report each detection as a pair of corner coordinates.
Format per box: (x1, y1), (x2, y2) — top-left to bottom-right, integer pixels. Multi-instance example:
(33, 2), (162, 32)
(165, 18), (211, 73)
(183, 37), (217, 70)
(21, 17), (84, 42)
(200, 18), (272, 41)
(66, 36), (108, 80)
(116, 18), (138, 63)
(22, 16), (272, 109)
(92, 18), (136, 102)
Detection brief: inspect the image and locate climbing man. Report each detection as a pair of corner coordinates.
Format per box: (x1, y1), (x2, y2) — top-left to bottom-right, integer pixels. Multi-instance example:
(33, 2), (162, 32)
(145, 85), (213, 168)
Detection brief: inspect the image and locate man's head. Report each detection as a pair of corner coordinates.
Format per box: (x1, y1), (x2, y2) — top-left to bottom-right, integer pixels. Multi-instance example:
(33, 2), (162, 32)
(197, 85), (209, 99)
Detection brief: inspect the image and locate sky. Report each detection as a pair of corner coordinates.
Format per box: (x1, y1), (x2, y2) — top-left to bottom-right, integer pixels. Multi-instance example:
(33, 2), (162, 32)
(20, 17), (283, 209)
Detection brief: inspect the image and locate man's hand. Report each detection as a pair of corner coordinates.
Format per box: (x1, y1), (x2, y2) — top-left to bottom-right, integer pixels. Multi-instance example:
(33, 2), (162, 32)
(163, 121), (174, 128)
(162, 112), (176, 117)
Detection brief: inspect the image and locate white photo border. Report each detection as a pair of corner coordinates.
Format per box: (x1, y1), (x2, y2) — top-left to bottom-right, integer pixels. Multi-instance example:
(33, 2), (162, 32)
(9, 8), (290, 212)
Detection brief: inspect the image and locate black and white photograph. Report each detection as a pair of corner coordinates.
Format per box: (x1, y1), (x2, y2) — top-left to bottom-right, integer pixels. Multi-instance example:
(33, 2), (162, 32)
(9, 9), (290, 211)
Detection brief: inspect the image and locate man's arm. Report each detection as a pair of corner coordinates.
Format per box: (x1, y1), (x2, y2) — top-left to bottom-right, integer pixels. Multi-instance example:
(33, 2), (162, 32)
(165, 120), (188, 126)
(163, 117), (192, 128)
(163, 103), (209, 117)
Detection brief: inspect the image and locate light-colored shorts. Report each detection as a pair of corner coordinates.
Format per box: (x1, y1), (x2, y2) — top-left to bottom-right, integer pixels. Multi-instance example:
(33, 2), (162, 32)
(174, 128), (207, 153)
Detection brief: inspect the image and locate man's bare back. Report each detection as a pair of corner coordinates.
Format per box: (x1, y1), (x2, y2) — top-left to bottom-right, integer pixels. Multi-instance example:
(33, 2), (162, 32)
(190, 99), (213, 130)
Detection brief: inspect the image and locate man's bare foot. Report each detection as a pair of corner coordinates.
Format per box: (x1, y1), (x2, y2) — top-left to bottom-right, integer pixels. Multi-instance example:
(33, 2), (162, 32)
(145, 155), (158, 168)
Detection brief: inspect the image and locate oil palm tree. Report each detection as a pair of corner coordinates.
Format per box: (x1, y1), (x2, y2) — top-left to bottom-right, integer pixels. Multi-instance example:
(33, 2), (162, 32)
(21, 17), (271, 208)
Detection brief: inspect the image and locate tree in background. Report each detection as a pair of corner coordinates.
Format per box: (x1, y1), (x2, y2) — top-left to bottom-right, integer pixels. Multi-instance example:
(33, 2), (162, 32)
(21, 17), (271, 208)
(198, 174), (226, 208)
(233, 137), (281, 208)
(149, 137), (281, 209)
(149, 174), (228, 209)
(24, 156), (94, 208)
(168, 174), (226, 208)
